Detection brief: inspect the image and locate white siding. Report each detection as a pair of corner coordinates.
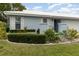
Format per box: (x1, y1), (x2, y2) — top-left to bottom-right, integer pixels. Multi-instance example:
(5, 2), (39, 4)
(9, 16), (15, 30)
(23, 17), (42, 29)
(40, 18), (54, 33)
(58, 23), (68, 32)
(21, 17), (24, 30)
(39, 18), (54, 34)
(47, 18), (54, 29)
(22, 17), (54, 34)
(59, 19), (79, 32)
(9, 16), (54, 34)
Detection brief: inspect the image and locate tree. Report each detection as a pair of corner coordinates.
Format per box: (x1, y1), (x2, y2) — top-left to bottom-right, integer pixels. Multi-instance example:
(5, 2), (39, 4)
(12, 3), (26, 11)
(0, 3), (26, 22)
(0, 3), (26, 11)
(0, 3), (11, 11)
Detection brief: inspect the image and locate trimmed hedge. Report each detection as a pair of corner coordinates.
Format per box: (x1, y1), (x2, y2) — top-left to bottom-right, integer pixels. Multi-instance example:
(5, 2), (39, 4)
(7, 29), (35, 33)
(8, 33), (46, 44)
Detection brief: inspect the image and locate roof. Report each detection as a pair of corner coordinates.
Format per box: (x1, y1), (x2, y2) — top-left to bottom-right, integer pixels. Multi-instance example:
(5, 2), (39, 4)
(4, 10), (79, 20)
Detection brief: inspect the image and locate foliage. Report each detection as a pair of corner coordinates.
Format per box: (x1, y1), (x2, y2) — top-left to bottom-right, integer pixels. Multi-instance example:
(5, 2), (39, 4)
(0, 3), (26, 21)
(0, 3), (11, 11)
(8, 33), (46, 44)
(45, 29), (60, 43)
(37, 28), (40, 34)
(62, 29), (79, 41)
(0, 3), (26, 11)
(0, 21), (7, 39)
(7, 29), (35, 33)
(12, 3), (26, 11)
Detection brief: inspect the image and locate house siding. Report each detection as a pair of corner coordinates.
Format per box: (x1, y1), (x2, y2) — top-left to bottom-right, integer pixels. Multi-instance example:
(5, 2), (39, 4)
(22, 17), (54, 34)
(23, 17), (42, 29)
(21, 17), (24, 30)
(9, 16), (54, 34)
(59, 19), (79, 32)
(47, 18), (54, 29)
(9, 16), (15, 30)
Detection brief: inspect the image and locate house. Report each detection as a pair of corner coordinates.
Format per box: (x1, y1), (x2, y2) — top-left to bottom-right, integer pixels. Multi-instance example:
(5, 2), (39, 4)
(4, 10), (79, 34)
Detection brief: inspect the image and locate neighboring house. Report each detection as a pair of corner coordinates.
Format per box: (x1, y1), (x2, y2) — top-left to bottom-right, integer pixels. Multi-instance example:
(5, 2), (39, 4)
(4, 10), (79, 34)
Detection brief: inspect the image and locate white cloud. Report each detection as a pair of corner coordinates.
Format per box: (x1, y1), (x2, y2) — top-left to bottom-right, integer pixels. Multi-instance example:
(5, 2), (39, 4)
(55, 7), (79, 14)
(48, 3), (61, 10)
(66, 4), (72, 7)
(32, 6), (42, 11)
(47, 3), (73, 11)
(57, 8), (71, 13)
(47, 4), (79, 14)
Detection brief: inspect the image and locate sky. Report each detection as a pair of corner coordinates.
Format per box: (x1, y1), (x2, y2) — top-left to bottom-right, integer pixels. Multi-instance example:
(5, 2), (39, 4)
(22, 3), (79, 14)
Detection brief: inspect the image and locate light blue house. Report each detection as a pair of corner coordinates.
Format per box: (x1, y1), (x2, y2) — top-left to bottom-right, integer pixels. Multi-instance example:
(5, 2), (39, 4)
(4, 10), (79, 34)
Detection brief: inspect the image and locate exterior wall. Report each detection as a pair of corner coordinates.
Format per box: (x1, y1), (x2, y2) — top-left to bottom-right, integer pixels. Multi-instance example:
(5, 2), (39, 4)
(9, 16), (54, 34)
(40, 18), (54, 34)
(8, 15), (79, 33)
(47, 18), (54, 29)
(22, 17), (54, 34)
(9, 16), (25, 30)
(9, 16), (15, 30)
(59, 19), (79, 32)
(23, 17), (42, 29)
(21, 17), (24, 30)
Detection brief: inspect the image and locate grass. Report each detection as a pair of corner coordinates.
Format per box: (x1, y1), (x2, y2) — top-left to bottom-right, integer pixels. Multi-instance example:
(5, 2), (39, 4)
(0, 40), (79, 56)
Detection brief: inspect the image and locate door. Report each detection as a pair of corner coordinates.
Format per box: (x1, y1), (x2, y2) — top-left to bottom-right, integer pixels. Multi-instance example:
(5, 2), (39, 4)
(58, 23), (68, 32)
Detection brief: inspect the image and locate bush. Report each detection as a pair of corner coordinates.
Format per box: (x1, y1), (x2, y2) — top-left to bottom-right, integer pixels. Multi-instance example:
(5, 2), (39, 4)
(8, 33), (46, 44)
(8, 30), (27, 33)
(0, 21), (7, 39)
(6, 27), (10, 32)
(45, 29), (60, 43)
(62, 29), (79, 41)
(8, 29), (35, 33)
(37, 28), (40, 34)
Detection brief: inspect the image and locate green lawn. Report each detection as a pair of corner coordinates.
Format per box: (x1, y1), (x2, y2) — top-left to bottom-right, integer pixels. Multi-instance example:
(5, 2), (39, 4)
(0, 40), (79, 56)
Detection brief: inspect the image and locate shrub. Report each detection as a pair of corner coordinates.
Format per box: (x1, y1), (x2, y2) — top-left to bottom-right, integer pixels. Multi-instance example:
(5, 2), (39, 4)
(8, 29), (35, 33)
(62, 29), (79, 41)
(0, 21), (7, 39)
(37, 28), (40, 34)
(27, 29), (35, 32)
(45, 29), (60, 43)
(8, 33), (46, 44)
(6, 27), (10, 32)
(8, 30), (27, 33)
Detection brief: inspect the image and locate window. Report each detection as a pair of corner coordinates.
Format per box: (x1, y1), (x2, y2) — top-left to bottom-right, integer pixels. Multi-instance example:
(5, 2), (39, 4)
(16, 16), (21, 24)
(15, 16), (21, 30)
(58, 23), (68, 32)
(43, 18), (47, 23)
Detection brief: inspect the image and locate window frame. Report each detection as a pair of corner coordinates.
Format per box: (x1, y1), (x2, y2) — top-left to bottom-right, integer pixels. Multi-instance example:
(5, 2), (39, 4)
(15, 16), (21, 30)
(42, 18), (47, 24)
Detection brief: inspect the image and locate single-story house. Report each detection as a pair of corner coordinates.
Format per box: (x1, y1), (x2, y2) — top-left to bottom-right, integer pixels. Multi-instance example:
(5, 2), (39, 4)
(4, 10), (79, 34)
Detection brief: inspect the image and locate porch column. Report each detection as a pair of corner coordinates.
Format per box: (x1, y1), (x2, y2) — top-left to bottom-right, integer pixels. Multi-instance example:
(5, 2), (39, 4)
(21, 17), (24, 30)
(9, 16), (15, 30)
